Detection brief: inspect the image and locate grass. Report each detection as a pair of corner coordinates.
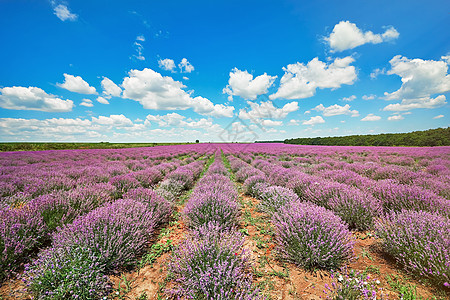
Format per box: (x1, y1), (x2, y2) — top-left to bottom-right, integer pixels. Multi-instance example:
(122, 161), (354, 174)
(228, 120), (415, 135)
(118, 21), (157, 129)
(0, 142), (194, 152)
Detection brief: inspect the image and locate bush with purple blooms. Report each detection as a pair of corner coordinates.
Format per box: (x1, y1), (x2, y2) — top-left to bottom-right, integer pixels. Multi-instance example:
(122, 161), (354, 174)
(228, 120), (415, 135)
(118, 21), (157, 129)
(304, 182), (383, 231)
(24, 246), (112, 299)
(324, 269), (387, 300)
(243, 175), (267, 197)
(183, 185), (240, 230)
(0, 206), (46, 281)
(52, 198), (157, 271)
(272, 201), (354, 270)
(258, 186), (298, 216)
(122, 187), (173, 224)
(371, 180), (450, 217)
(109, 173), (141, 197)
(167, 223), (262, 299)
(375, 210), (450, 289)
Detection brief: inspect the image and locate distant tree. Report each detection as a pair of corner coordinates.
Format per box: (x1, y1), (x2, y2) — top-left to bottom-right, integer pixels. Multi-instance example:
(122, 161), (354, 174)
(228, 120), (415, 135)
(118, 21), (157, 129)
(195, 139), (199, 143)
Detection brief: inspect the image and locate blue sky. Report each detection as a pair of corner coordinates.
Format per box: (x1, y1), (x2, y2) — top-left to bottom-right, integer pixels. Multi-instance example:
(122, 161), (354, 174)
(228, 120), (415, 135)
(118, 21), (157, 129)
(0, 0), (449, 142)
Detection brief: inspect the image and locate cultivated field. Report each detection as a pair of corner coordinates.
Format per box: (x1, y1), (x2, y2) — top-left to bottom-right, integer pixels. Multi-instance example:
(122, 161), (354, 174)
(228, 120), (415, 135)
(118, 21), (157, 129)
(0, 143), (449, 299)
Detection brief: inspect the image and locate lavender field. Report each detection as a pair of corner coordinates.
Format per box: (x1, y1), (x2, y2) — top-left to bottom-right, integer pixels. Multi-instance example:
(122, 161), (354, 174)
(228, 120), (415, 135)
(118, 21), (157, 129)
(1, 143), (449, 299)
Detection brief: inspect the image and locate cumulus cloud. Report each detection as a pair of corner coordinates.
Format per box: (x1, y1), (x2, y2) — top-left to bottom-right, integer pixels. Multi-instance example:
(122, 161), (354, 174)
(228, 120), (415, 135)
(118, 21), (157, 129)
(341, 95), (356, 102)
(80, 99), (93, 107)
(383, 95), (447, 111)
(179, 58), (194, 73)
(0, 86), (74, 112)
(92, 114), (134, 127)
(101, 77), (122, 98)
(136, 35), (145, 42)
(325, 21), (399, 52)
(223, 68), (277, 100)
(303, 116), (325, 125)
(238, 101), (299, 120)
(362, 94), (376, 100)
(433, 114), (444, 119)
(361, 113), (381, 121)
(158, 58), (176, 72)
(270, 57), (356, 100)
(387, 114), (404, 121)
(314, 103), (359, 117)
(96, 96), (110, 104)
(53, 4), (77, 21)
(145, 113), (215, 129)
(383, 55), (450, 111)
(121, 68), (234, 117)
(370, 68), (385, 79)
(288, 119), (300, 125)
(57, 74), (97, 94)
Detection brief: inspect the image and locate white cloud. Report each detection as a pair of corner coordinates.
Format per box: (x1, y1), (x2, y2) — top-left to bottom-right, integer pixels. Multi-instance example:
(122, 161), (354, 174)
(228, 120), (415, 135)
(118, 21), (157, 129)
(80, 99), (93, 107)
(270, 57), (356, 100)
(92, 114), (134, 127)
(383, 55), (450, 111)
(158, 58), (176, 72)
(383, 95), (447, 111)
(238, 101), (299, 120)
(261, 119), (283, 127)
(361, 113), (381, 121)
(314, 103), (359, 117)
(304, 110), (311, 114)
(341, 95), (356, 102)
(303, 116), (325, 125)
(223, 68), (276, 101)
(370, 68), (385, 79)
(183, 76), (189, 80)
(96, 96), (110, 104)
(57, 74), (97, 94)
(145, 113), (215, 129)
(288, 119), (300, 125)
(387, 114), (404, 121)
(53, 4), (77, 21)
(362, 94), (376, 100)
(0, 86), (74, 112)
(433, 114), (444, 119)
(132, 36), (145, 61)
(179, 58), (194, 73)
(101, 77), (122, 98)
(325, 21), (399, 52)
(121, 68), (234, 117)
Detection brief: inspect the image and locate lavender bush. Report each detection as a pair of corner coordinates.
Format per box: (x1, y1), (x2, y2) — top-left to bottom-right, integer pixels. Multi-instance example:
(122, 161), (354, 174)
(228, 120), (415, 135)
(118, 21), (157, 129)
(272, 201), (354, 270)
(375, 210), (450, 289)
(243, 175), (267, 198)
(304, 182), (382, 231)
(258, 186), (298, 216)
(52, 198), (157, 271)
(167, 222), (262, 299)
(325, 269), (386, 300)
(122, 187), (173, 224)
(371, 180), (450, 217)
(24, 246), (112, 299)
(0, 206), (46, 281)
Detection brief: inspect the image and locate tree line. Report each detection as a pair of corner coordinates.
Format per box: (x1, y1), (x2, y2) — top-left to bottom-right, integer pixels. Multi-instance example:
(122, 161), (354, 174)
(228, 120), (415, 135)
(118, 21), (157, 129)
(280, 127), (450, 147)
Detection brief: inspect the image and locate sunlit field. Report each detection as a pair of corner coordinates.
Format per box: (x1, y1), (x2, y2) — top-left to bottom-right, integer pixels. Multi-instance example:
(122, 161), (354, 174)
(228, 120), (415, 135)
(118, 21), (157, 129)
(1, 143), (449, 299)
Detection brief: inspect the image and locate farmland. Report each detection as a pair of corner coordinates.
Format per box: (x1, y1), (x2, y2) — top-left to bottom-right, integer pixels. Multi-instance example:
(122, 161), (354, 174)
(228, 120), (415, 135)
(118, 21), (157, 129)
(0, 143), (449, 299)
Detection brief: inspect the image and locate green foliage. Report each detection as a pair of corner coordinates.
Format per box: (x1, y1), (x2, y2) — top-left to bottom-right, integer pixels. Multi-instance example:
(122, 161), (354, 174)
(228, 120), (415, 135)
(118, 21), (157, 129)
(283, 127), (450, 147)
(0, 142), (193, 152)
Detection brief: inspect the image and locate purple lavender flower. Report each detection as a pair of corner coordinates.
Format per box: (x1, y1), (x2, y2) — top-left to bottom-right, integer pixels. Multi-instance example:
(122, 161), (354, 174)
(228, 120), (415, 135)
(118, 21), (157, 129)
(375, 210), (450, 289)
(272, 201), (354, 270)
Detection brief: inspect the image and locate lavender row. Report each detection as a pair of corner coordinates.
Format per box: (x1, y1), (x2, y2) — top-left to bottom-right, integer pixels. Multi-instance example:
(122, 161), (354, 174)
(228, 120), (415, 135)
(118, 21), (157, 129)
(226, 154), (355, 271)
(21, 155), (212, 297)
(0, 147), (212, 283)
(168, 151), (262, 299)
